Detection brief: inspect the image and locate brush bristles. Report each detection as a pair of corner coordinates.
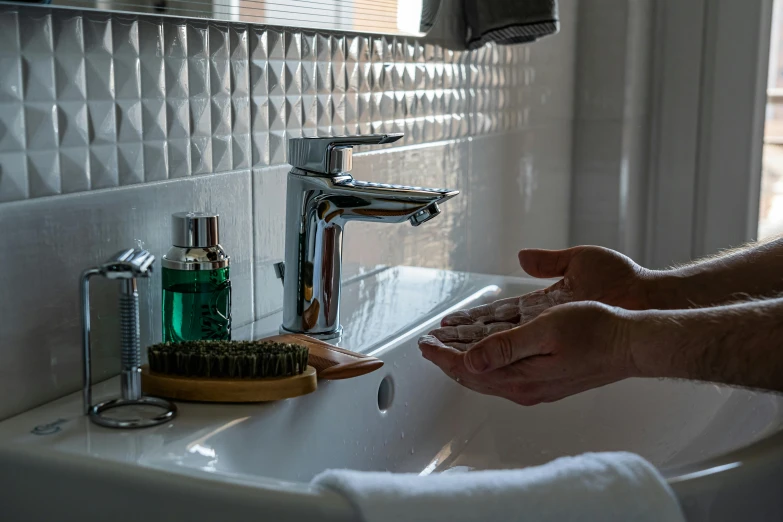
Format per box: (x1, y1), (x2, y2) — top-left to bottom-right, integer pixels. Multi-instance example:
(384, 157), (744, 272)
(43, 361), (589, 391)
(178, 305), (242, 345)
(148, 341), (309, 379)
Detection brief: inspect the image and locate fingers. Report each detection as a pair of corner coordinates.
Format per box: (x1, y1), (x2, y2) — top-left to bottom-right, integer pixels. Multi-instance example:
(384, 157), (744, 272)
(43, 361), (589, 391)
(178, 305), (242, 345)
(518, 247), (583, 279)
(441, 297), (520, 326)
(464, 324), (548, 374)
(431, 325), (488, 342)
(441, 287), (573, 331)
(418, 335), (467, 376)
(418, 336), (515, 396)
(429, 322), (514, 348)
(420, 334), (606, 407)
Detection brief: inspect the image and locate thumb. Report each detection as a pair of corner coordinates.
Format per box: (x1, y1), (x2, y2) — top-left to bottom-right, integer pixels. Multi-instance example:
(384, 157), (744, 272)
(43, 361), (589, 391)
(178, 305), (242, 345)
(464, 325), (543, 374)
(518, 247), (583, 279)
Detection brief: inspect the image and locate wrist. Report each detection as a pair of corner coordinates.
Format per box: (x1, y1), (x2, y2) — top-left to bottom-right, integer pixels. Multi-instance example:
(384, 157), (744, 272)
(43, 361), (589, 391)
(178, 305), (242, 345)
(611, 308), (646, 378)
(639, 268), (708, 310)
(637, 270), (680, 310)
(624, 309), (696, 379)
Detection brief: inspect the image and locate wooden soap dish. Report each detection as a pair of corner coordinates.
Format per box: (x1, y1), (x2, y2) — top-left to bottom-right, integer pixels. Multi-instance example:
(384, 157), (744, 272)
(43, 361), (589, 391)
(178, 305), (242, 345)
(141, 365), (317, 403)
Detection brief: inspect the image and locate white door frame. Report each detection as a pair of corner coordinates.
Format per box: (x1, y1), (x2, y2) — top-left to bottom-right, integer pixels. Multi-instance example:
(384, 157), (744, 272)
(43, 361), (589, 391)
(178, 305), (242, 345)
(644, 0), (774, 268)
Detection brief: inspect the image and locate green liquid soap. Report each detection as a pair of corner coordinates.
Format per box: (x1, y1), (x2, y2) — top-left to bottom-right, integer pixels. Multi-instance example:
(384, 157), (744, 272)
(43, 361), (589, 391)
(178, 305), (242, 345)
(162, 266), (232, 342)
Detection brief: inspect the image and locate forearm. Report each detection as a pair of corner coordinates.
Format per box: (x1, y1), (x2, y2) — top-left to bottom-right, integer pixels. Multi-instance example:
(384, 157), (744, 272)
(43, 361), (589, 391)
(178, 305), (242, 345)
(626, 299), (783, 392)
(645, 236), (783, 309)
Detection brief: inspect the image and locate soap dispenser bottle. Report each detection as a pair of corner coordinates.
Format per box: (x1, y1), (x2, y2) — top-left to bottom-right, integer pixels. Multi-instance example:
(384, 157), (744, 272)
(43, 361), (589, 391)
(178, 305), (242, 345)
(162, 212), (231, 342)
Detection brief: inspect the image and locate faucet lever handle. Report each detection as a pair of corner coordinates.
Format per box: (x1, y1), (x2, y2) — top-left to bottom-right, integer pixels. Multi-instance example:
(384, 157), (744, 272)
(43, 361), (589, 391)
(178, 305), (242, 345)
(288, 134), (404, 175)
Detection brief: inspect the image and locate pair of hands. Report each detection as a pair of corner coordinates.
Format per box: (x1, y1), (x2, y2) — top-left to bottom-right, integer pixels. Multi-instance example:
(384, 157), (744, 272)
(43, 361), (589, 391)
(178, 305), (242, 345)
(418, 247), (653, 406)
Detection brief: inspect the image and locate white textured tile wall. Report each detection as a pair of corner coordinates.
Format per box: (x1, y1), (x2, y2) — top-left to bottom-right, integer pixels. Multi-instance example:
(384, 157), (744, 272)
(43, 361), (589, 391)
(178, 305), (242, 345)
(0, 1), (578, 419)
(0, 4), (557, 203)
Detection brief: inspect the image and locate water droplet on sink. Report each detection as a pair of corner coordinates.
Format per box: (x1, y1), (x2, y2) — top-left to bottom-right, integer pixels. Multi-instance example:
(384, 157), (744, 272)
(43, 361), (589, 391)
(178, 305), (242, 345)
(394, 362), (399, 368)
(401, 431), (405, 439)
(410, 448), (415, 454)
(405, 401), (408, 407)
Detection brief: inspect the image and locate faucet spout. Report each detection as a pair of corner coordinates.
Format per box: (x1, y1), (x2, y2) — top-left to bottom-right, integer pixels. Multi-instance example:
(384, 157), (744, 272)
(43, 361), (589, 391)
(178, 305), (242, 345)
(325, 177), (459, 226)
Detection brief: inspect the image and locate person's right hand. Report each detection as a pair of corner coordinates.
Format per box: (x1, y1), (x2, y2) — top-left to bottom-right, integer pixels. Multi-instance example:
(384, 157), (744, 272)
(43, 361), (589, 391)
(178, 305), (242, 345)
(419, 301), (637, 406)
(427, 246), (656, 351)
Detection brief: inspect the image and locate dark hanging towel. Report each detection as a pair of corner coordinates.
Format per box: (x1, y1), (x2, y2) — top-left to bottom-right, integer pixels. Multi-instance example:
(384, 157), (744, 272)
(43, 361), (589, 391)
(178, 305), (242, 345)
(464, 0), (560, 49)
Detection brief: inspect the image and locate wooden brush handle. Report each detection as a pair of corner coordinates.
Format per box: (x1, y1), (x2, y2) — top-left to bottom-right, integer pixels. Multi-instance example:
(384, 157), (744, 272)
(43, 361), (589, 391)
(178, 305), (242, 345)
(262, 334), (384, 380)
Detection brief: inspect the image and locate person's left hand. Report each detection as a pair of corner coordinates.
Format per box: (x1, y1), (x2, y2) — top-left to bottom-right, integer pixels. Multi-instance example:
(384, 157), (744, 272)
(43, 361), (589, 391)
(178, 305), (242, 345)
(418, 301), (637, 406)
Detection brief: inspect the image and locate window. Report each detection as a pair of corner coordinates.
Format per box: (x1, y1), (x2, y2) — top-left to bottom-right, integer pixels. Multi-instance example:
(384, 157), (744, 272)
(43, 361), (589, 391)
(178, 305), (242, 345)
(759, 0), (783, 238)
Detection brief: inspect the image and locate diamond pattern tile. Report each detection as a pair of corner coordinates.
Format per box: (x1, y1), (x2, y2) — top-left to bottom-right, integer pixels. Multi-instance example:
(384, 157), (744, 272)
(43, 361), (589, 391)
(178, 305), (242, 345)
(0, 151), (28, 202)
(54, 54), (87, 101)
(87, 100), (116, 144)
(143, 141), (167, 181)
(190, 135), (212, 175)
(23, 57), (57, 102)
(232, 97), (250, 135)
(19, 12), (53, 55)
(25, 102), (58, 150)
(84, 54), (114, 100)
(59, 146), (89, 193)
(27, 149), (60, 197)
(143, 98), (167, 139)
(83, 14), (112, 55)
(167, 137), (190, 178)
(0, 104), (26, 152)
(232, 132), (251, 170)
(190, 96), (211, 137)
(57, 101), (89, 147)
(116, 99), (142, 141)
(117, 141), (143, 185)
(89, 143), (119, 189)
(0, 5), (540, 202)
(0, 57), (23, 103)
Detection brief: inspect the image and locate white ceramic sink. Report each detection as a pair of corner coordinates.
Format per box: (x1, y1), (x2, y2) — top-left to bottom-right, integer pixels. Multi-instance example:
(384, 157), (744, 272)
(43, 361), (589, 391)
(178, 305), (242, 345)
(1, 266), (783, 521)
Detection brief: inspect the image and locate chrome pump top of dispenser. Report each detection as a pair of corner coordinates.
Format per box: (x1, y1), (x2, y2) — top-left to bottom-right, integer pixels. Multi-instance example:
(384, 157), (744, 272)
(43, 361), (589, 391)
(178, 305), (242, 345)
(162, 212), (230, 270)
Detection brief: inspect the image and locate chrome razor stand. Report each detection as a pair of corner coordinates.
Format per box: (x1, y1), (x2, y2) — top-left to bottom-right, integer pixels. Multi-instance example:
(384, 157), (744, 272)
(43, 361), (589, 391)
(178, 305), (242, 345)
(81, 248), (177, 429)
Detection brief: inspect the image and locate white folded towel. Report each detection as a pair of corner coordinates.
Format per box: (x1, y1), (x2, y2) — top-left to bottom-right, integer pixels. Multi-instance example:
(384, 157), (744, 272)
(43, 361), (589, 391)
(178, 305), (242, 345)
(312, 452), (685, 522)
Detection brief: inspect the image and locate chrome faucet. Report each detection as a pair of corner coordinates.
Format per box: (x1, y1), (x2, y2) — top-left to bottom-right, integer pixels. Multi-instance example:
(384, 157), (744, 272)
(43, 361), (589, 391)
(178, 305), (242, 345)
(276, 134), (459, 340)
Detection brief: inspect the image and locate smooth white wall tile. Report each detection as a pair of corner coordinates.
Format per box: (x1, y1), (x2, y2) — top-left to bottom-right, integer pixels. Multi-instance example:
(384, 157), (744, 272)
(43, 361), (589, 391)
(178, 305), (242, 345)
(252, 164), (288, 319)
(473, 128), (573, 275)
(569, 0), (654, 258)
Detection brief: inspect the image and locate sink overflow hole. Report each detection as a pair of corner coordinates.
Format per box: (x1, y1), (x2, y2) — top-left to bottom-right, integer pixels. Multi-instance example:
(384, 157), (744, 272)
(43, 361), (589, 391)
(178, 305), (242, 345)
(377, 375), (394, 412)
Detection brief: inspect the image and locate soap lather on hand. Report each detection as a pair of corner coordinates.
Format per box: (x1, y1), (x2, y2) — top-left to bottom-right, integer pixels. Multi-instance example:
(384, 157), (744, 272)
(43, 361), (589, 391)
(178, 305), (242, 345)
(424, 288), (573, 352)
